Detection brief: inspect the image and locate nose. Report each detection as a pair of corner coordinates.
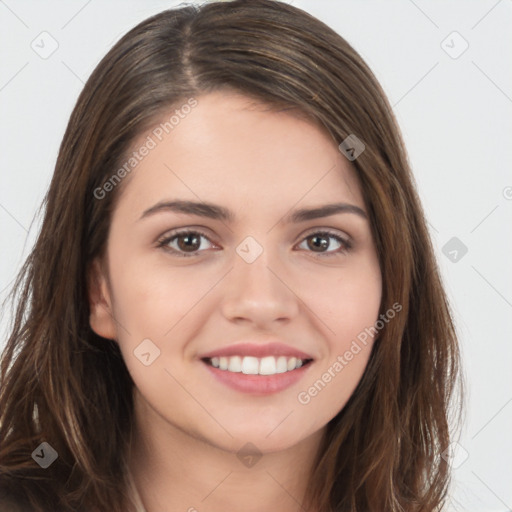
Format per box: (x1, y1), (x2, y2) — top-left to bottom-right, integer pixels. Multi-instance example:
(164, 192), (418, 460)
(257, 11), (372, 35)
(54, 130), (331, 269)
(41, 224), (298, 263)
(220, 247), (299, 327)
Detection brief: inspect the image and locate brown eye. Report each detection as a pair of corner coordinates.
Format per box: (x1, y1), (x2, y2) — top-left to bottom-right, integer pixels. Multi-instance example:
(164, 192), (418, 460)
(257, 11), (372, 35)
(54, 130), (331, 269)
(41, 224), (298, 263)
(307, 234), (330, 252)
(176, 233), (202, 252)
(297, 231), (352, 256)
(157, 230), (215, 257)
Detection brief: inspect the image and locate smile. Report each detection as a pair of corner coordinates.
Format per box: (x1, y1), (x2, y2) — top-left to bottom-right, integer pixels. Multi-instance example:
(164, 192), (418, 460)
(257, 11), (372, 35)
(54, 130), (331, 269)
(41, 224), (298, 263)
(205, 355), (311, 375)
(202, 356), (314, 395)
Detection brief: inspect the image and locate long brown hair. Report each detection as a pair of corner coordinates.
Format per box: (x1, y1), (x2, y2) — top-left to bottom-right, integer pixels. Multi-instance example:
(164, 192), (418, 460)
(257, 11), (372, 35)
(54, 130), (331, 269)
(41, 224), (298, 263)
(0, 1), (462, 510)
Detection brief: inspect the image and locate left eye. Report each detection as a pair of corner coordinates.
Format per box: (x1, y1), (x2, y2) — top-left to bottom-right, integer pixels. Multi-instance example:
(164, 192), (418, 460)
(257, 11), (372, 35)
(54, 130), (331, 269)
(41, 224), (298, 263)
(296, 231), (352, 256)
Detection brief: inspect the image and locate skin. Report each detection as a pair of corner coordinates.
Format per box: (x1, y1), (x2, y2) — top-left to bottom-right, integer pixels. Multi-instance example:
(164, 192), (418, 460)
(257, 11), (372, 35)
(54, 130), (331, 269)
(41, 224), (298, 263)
(89, 90), (382, 512)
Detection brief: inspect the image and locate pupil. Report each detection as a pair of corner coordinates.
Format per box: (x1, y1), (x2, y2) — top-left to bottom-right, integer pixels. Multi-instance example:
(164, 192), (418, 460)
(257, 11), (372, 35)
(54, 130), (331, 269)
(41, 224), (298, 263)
(178, 234), (200, 252)
(309, 235), (328, 251)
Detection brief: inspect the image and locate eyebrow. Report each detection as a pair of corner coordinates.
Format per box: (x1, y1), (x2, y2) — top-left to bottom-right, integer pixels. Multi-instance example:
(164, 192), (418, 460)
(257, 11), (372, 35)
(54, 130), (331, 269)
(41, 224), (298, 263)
(139, 199), (368, 223)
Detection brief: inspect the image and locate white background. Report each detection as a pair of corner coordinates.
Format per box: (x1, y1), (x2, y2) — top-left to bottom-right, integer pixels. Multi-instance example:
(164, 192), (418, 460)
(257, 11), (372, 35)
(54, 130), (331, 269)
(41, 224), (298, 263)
(0, 1), (511, 510)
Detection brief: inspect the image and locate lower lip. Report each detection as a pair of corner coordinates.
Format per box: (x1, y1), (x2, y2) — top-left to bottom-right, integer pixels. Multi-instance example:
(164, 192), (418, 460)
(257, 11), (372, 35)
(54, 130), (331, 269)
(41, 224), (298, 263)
(202, 360), (313, 395)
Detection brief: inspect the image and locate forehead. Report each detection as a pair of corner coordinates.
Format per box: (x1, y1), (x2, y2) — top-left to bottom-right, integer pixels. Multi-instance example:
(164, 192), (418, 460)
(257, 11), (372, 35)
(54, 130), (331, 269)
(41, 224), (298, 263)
(115, 91), (365, 216)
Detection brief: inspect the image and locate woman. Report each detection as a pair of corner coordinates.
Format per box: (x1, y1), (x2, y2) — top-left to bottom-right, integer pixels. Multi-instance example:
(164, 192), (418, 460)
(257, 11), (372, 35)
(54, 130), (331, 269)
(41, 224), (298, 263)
(0, 1), (462, 510)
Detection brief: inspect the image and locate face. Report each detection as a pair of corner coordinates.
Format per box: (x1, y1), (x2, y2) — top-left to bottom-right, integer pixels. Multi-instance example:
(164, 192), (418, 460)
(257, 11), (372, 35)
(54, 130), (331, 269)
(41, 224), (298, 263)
(89, 90), (382, 454)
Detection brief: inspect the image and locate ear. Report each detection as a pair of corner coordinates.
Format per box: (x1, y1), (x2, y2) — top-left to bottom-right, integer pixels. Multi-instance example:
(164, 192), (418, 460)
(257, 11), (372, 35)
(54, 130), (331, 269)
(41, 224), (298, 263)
(87, 258), (117, 340)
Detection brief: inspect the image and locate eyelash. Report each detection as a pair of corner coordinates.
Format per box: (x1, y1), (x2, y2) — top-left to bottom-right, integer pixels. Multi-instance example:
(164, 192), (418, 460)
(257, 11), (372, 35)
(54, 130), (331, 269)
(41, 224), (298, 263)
(156, 229), (353, 258)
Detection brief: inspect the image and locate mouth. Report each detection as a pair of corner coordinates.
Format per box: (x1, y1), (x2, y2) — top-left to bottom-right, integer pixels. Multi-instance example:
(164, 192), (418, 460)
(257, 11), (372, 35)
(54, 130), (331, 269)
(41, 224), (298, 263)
(202, 355), (314, 375)
(201, 355), (314, 395)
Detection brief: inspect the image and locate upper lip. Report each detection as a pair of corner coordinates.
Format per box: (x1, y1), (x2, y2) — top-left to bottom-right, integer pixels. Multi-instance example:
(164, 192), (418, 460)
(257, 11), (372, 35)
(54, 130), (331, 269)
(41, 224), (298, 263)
(199, 341), (314, 361)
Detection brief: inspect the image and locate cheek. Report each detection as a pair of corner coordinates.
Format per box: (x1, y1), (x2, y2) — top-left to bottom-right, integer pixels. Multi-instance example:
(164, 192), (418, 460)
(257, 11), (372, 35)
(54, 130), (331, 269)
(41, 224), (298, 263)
(107, 255), (217, 341)
(293, 256), (381, 414)
(332, 276), (382, 343)
(299, 256), (382, 346)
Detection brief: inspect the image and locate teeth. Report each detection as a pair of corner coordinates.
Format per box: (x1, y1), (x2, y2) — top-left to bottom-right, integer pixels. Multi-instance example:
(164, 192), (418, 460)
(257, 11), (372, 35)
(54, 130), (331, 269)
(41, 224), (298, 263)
(276, 356), (288, 373)
(259, 356), (276, 375)
(228, 356), (242, 372)
(241, 356), (259, 374)
(208, 355), (308, 375)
